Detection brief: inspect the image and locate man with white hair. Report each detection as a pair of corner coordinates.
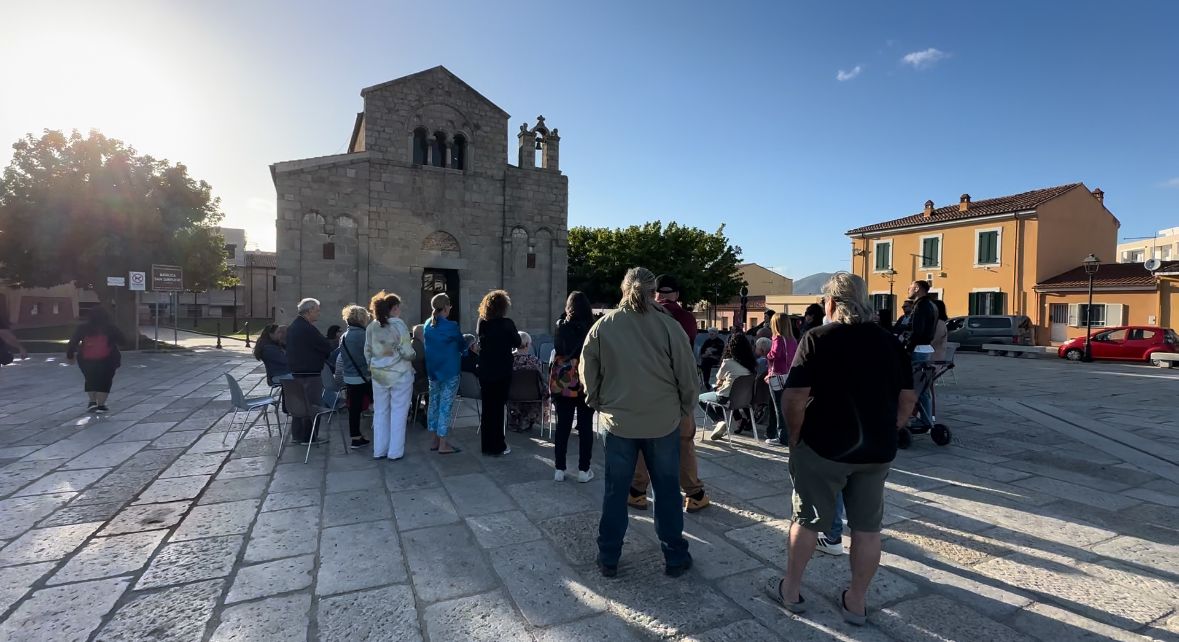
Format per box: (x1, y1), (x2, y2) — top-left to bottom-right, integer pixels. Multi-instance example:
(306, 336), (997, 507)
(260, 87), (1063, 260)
(282, 297), (333, 444)
(765, 273), (916, 626)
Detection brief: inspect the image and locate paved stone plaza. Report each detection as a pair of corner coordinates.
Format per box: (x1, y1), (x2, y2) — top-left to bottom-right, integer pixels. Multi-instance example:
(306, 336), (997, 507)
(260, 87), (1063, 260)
(0, 346), (1177, 641)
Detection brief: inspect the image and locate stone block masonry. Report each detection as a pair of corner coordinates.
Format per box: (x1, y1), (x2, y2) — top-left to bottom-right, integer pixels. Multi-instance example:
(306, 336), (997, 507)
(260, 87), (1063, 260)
(271, 66), (568, 335)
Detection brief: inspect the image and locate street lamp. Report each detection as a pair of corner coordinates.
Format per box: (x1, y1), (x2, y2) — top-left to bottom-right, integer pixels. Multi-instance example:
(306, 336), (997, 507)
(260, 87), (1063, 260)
(1081, 253), (1101, 362)
(883, 267), (898, 309)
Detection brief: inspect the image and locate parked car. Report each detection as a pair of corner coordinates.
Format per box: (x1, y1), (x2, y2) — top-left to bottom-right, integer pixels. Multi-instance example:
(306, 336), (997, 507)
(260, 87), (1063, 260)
(1058, 326), (1179, 364)
(946, 315), (1034, 350)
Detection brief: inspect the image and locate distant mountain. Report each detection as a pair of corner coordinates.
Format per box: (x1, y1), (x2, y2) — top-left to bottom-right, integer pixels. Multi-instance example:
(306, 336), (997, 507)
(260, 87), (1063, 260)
(792, 272), (834, 295)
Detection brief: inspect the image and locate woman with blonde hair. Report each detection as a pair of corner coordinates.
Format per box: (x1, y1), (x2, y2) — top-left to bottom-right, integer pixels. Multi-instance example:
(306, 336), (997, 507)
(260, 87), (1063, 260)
(764, 311), (799, 445)
(476, 289), (522, 456)
(424, 293), (465, 454)
(338, 304), (372, 449)
(364, 291), (416, 460)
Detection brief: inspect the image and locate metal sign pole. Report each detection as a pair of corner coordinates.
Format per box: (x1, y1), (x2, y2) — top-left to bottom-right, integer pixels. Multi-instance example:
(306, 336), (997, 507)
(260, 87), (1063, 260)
(135, 291), (141, 351)
(173, 293), (178, 346)
(154, 295), (160, 346)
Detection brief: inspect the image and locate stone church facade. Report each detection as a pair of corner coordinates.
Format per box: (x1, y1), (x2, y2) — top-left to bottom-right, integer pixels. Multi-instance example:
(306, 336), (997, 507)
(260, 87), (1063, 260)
(271, 66), (568, 334)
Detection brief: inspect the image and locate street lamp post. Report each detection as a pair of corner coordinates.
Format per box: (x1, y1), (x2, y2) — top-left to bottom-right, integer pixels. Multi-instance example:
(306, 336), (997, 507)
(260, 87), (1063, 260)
(1081, 253), (1101, 362)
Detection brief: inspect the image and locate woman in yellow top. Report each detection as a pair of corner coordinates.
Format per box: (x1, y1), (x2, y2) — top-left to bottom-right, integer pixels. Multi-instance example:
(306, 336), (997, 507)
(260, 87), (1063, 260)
(365, 291), (417, 460)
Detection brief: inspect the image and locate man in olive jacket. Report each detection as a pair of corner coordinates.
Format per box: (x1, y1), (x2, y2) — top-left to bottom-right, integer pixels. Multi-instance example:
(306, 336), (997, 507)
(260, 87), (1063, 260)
(580, 267), (699, 578)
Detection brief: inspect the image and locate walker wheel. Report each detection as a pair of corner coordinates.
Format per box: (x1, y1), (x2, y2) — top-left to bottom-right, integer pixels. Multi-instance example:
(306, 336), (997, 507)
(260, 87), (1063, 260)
(931, 424), (952, 446)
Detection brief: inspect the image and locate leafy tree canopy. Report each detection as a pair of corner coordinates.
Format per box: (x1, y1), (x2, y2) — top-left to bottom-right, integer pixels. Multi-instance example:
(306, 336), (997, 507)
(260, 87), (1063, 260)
(567, 221), (745, 307)
(0, 129), (233, 292)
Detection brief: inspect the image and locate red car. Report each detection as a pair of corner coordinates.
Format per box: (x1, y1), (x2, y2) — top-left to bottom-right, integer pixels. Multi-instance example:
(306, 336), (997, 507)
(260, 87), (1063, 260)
(1058, 326), (1179, 364)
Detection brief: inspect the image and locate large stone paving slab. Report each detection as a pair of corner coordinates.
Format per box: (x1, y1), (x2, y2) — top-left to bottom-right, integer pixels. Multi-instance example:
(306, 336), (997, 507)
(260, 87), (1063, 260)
(317, 520), (406, 595)
(136, 534), (244, 589)
(423, 590), (532, 642)
(0, 521), (102, 567)
(226, 554), (314, 604)
(322, 488), (393, 527)
(0, 576), (129, 641)
(0, 561), (54, 615)
(492, 540), (607, 627)
(210, 592), (310, 641)
(317, 584), (423, 642)
(244, 504), (321, 562)
(0, 492), (76, 538)
(169, 498), (259, 541)
(95, 578), (225, 642)
(402, 522), (498, 603)
(13, 467), (112, 497)
(134, 474), (212, 504)
(48, 530), (166, 584)
(99, 500), (190, 535)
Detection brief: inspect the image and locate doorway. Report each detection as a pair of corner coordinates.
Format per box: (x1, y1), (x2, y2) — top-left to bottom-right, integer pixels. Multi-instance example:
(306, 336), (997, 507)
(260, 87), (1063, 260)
(421, 269), (460, 326)
(1049, 303), (1068, 342)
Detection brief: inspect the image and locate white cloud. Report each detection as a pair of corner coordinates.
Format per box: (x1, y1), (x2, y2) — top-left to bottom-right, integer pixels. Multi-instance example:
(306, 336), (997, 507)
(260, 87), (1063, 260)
(1164, 177), (1179, 188)
(901, 48), (947, 69)
(836, 65), (863, 82)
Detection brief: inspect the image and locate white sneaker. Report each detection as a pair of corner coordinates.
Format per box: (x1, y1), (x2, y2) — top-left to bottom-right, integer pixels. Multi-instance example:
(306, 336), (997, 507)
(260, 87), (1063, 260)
(578, 469), (595, 483)
(816, 534), (845, 555)
(554, 469), (566, 482)
(501, 447), (511, 456)
(708, 421), (727, 441)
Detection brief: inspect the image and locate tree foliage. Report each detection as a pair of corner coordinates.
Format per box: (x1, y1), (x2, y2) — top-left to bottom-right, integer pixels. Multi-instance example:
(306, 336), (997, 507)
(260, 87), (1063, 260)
(0, 129), (233, 293)
(567, 221), (745, 307)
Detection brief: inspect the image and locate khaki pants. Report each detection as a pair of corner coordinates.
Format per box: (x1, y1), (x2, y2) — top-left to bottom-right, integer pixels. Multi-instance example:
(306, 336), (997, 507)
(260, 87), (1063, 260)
(632, 416), (703, 496)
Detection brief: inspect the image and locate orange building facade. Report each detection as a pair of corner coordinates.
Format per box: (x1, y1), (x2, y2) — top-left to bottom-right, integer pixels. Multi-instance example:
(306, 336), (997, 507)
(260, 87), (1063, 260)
(846, 183), (1118, 343)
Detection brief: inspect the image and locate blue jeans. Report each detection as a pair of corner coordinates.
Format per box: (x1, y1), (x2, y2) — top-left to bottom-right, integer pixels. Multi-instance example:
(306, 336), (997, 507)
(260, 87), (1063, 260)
(598, 426), (689, 568)
(826, 492), (845, 540)
(910, 351), (933, 428)
(697, 391), (727, 423)
(427, 376), (459, 438)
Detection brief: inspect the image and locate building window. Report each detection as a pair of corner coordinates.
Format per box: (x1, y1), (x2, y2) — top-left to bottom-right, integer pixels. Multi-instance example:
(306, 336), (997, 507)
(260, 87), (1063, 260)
(920, 236), (941, 268)
(225, 244), (236, 259)
(968, 291), (1005, 315)
(271, 275), (277, 291)
(976, 229), (1000, 265)
(1071, 303), (1123, 327)
(451, 134), (466, 171)
(527, 253), (537, 269)
(432, 132), (447, 168)
(29, 304), (39, 317)
(871, 294), (895, 315)
(412, 128), (429, 165)
(322, 242), (335, 260)
(873, 240), (892, 271)
(1155, 246), (1172, 260)
(52, 303), (60, 315)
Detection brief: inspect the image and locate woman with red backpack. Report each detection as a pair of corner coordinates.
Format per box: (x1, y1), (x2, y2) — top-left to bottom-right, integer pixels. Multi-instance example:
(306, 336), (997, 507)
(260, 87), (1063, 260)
(66, 306), (125, 413)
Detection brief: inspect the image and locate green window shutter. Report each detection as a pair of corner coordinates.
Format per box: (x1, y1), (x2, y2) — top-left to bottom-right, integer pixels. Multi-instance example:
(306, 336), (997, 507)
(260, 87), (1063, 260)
(922, 238), (939, 267)
(977, 231), (998, 264)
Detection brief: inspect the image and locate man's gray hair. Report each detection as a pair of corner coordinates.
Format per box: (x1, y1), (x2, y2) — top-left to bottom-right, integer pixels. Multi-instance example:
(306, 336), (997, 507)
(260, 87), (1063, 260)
(755, 337), (772, 353)
(297, 298), (320, 315)
(822, 273), (875, 324)
(620, 267), (657, 313)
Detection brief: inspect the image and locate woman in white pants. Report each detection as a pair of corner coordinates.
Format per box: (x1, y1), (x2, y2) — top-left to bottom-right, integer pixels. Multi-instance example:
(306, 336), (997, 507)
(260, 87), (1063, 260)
(364, 291), (417, 460)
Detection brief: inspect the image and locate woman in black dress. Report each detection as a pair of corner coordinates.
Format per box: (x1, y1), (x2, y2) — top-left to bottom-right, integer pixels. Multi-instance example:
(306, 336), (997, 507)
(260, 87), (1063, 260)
(476, 290), (521, 456)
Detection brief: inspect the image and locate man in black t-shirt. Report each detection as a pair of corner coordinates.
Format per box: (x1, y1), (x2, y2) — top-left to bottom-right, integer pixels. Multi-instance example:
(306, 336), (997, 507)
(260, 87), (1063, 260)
(765, 274), (916, 625)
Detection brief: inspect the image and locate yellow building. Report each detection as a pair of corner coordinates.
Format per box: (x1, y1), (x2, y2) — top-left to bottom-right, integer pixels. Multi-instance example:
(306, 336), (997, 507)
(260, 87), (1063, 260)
(846, 183), (1118, 339)
(1035, 261), (1179, 342)
(739, 263), (793, 296)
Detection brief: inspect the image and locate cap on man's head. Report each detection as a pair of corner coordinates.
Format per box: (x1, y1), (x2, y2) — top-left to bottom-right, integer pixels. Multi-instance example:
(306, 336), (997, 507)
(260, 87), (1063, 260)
(655, 274), (680, 294)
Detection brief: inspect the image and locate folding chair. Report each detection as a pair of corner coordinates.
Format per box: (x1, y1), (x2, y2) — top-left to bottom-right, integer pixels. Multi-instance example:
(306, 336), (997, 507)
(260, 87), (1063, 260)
(699, 374), (759, 445)
(507, 367), (548, 434)
(224, 374), (280, 446)
(281, 371), (343, 464)
(936, 342), (959, 384)
(451, 371), (482, 429)
(318, 366), (349, 458)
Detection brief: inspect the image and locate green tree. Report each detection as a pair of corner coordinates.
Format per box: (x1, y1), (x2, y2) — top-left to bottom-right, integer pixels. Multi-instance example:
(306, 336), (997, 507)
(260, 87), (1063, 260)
(567, 221), (745, 307)
(0, 129), (235, 340)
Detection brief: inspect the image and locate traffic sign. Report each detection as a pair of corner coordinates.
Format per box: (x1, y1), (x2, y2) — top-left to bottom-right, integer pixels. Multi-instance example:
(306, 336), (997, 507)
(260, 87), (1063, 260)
(107, 276), (126, 287)
(151, 264), (184, 292)
(129, 271), (146, 292)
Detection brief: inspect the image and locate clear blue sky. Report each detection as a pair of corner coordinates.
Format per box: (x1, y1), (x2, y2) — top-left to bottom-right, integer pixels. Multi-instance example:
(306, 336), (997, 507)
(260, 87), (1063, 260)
(2, 0), (1177, 277)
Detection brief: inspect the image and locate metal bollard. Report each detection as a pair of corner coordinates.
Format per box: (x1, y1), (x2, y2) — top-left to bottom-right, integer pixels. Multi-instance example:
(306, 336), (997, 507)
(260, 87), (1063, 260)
(216, 321), (223, 349)
(243, 322), (251, 348)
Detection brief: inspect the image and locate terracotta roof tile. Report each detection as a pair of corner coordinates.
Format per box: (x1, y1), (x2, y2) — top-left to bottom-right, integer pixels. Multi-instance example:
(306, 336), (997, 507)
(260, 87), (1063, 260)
(1035, 262), (1164, 290)
(847, 183), (1083, 235)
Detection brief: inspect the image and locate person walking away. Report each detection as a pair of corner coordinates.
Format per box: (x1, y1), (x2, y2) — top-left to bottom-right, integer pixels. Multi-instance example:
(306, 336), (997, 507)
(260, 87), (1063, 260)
(284, 299), (333, 444)
(0, 307), (27, 366)
(365, 291), (416, 460)
(629, 274), (712, 512)
(763, 313), (798, 445)
(506, 332), (545, 432)
(66, 306), (124, 412)
(551, 292), (596, 482)
(424, 294), (465, 454)
(338, 305), (372, 449)
(581, 267), (698, 578)
(698, 328), (725, 391)
(476, 290), (521, 456)
(903, 280), (938, 448)
(704, 333), (757, 440)
(766, 273), (916, 624)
